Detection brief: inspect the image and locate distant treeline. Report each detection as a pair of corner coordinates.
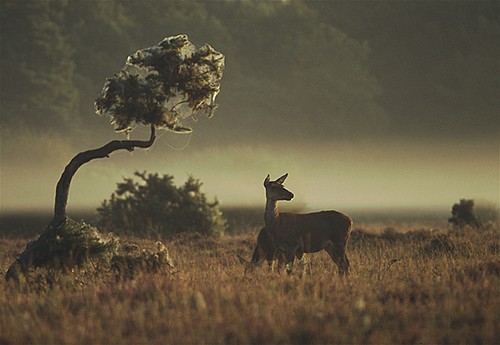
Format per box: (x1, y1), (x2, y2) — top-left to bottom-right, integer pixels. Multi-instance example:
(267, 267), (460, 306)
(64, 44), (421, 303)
(1, 0), (498, 142)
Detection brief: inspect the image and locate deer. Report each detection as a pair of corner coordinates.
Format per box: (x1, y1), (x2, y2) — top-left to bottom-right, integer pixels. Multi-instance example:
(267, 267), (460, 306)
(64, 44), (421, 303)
(238, 226), (310, 273)
(261, 173), (352, 276)
(238, 226), (285, 272)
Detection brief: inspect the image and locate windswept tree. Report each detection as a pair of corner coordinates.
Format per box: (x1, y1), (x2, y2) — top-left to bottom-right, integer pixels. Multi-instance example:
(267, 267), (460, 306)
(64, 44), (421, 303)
(54, 34), (224, 225)
(6, 35), (224, 281)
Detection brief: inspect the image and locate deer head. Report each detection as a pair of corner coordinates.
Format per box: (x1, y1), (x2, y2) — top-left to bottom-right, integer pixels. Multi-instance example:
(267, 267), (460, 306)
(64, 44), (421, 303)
(263, 173), (294, 202)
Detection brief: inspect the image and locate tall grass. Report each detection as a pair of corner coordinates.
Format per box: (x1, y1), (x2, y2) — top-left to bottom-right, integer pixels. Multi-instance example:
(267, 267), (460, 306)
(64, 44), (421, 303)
(1, 224), (499, 344)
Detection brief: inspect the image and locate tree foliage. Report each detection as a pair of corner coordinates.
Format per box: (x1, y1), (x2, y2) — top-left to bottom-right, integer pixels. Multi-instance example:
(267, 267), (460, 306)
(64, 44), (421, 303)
(97, 171), (226, 238)
(94, 34), (224, 134)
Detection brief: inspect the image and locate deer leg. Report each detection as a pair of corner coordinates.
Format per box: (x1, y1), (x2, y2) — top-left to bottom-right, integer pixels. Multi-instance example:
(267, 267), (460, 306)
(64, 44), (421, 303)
(296, 254), (311, 277)
(326, 245), (349, 277)
(335, 243), (350, 276)
(276, 252), (286, 272)
(341, 253), (350, 276)
(325, 247), (341, 274)
(284, 247), (296, 275)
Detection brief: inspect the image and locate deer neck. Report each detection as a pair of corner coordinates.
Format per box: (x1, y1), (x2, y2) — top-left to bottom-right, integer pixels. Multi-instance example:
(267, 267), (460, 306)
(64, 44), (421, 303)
(265, 199), (280, 229)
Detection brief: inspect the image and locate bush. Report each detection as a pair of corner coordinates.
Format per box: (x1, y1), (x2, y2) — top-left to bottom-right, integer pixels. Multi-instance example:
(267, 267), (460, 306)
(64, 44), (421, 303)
(97, 171), (226, 238)
(448, 199), (481, 229)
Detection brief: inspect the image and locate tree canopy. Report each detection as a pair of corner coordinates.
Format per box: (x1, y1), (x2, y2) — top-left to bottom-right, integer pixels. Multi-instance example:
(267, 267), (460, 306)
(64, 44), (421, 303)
(94, 34), (224, 134)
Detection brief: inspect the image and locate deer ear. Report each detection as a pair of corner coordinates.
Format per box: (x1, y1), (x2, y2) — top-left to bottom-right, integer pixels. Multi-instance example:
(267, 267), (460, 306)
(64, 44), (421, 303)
(276, 173), (288, 185)
(264, 175), (271, 187)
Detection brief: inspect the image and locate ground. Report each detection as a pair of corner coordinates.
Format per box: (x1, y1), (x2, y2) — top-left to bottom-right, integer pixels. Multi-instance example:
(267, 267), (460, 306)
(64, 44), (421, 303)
(0, 220), (499, 344)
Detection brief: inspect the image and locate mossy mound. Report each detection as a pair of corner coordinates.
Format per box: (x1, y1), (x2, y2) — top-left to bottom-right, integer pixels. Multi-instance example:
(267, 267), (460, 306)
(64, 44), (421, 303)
(37, 218), (119, 267)
(5, 218), (174, 285)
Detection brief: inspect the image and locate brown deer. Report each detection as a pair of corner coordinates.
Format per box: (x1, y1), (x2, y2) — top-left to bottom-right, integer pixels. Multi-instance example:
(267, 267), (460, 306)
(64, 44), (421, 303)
(238, 227), (309, 273)
(262, 173), (352, 276)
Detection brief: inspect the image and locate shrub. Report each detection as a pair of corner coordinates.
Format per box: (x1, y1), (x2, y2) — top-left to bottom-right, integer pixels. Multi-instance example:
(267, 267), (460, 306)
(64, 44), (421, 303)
(448, 199), (481, 229)
(97, 171), (226, 238)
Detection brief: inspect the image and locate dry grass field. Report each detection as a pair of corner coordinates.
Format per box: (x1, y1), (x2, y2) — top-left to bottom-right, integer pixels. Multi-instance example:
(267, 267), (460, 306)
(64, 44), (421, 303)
(0, 220), (499, 345)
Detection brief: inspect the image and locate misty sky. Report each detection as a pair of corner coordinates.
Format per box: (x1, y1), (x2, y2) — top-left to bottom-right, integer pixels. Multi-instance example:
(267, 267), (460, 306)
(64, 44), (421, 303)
(1, 0), (498, 214)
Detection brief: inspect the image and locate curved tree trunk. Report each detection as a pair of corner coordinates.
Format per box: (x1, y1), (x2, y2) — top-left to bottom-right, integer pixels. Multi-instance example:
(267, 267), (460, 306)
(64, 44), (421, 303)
(5, 125), (156, 282)
(52, 124), (156, 226)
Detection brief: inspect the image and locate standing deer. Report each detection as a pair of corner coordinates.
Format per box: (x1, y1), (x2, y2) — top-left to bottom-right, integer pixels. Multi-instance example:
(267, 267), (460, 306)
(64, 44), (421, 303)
(263, 173), (352, 276)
